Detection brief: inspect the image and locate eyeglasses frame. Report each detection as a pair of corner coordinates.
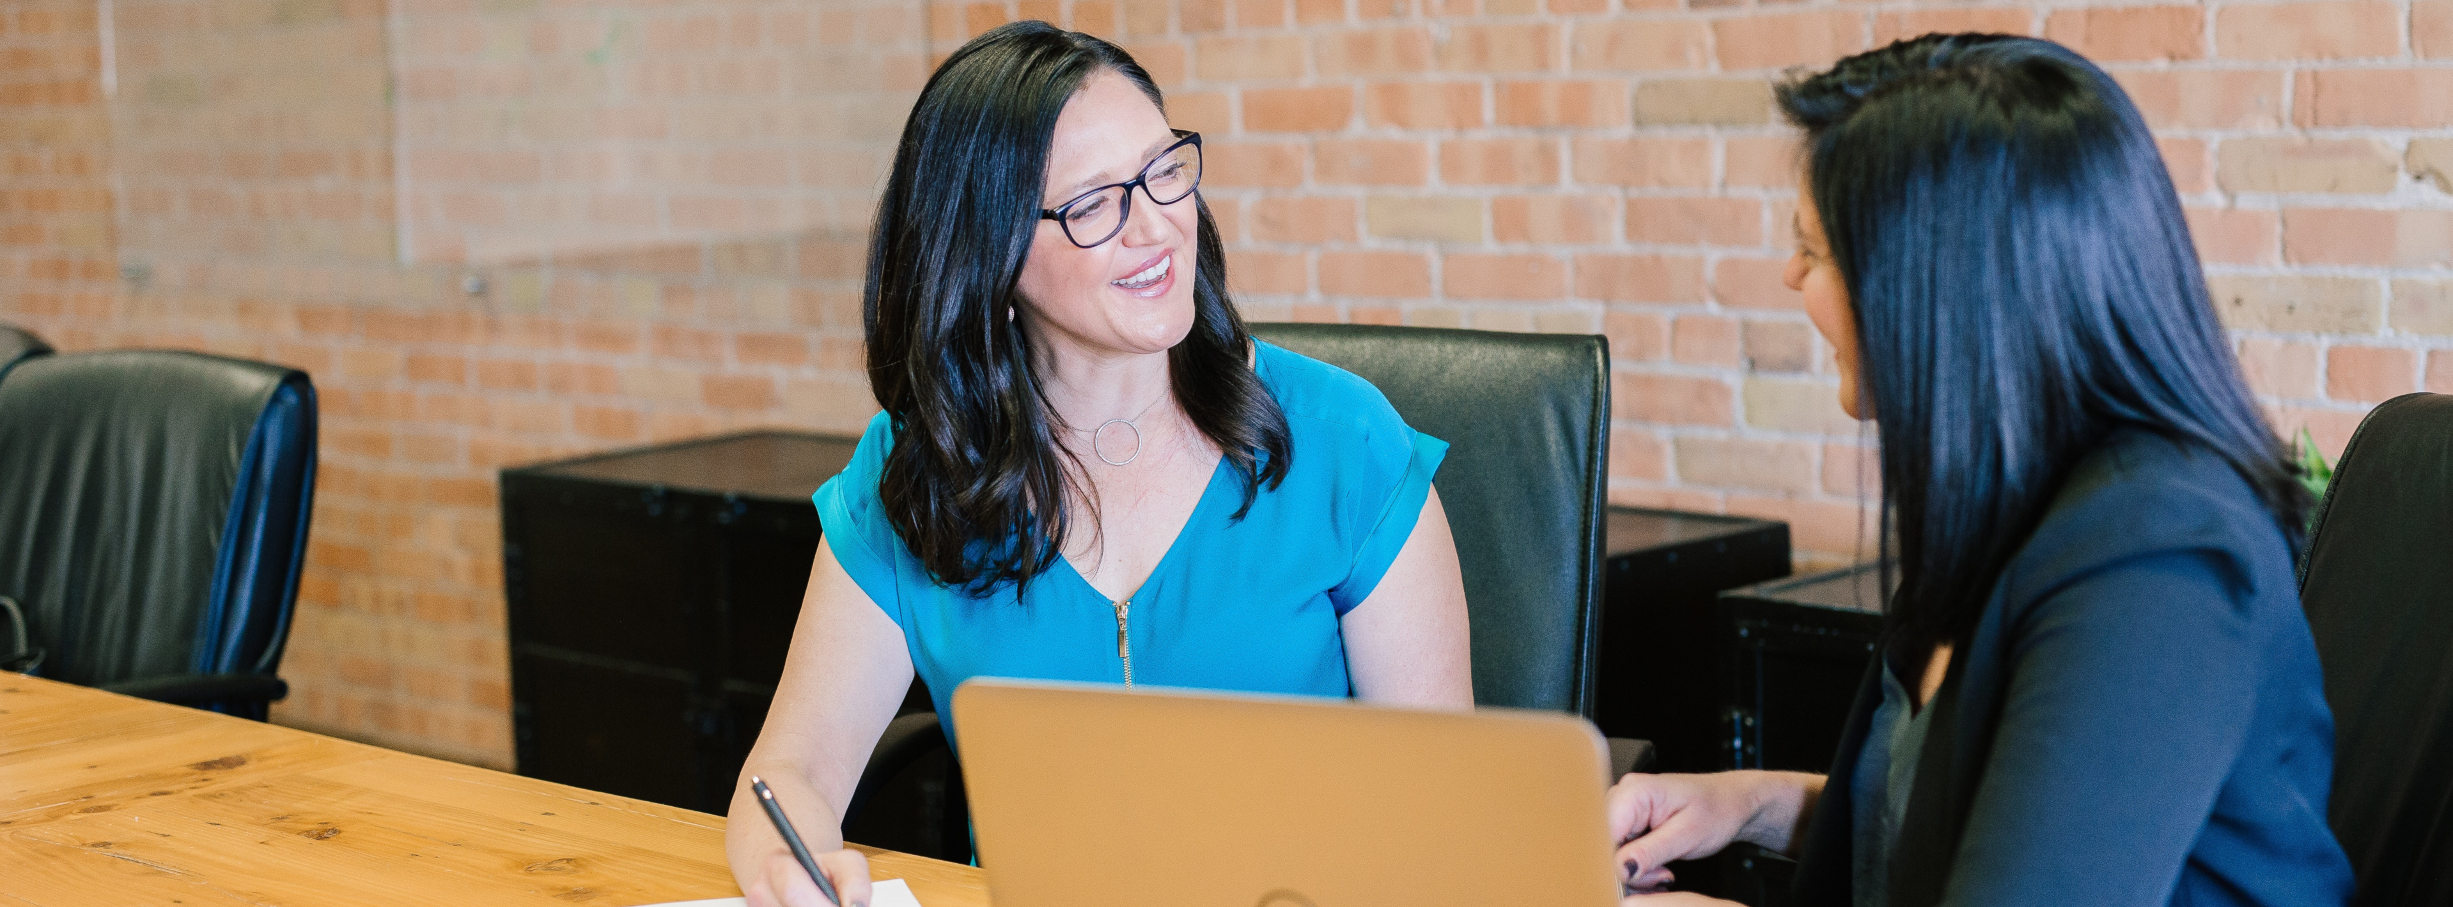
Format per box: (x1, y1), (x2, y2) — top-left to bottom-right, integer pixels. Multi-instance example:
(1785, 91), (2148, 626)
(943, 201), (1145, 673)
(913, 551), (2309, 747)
(1037, 129), (1204, 249)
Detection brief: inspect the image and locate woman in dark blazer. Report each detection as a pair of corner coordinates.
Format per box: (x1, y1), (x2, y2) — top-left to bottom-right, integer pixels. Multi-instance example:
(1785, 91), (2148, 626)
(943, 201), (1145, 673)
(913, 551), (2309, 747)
(1608, 35), (2354, 907)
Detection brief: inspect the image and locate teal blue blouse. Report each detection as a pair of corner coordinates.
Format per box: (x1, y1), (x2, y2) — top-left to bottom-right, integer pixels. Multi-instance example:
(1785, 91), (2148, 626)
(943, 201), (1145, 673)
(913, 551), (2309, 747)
(813, 342), (1447, 746)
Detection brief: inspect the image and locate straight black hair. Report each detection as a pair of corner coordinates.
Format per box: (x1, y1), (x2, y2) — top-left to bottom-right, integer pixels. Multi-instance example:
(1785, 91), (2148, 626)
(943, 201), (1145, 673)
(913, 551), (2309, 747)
(1776, 35), (2307, 657)
(865, 20), (1291, 594)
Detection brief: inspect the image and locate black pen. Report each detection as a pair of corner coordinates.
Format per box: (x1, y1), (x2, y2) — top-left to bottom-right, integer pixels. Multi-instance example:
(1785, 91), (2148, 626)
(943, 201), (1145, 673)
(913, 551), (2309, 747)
(750, 775), (845, 907)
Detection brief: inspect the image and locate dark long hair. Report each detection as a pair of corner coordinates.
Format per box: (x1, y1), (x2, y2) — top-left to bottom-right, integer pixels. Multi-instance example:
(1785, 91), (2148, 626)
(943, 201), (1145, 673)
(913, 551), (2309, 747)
(865, 20), (1291, 594)
(1776, 35), (2307, 657)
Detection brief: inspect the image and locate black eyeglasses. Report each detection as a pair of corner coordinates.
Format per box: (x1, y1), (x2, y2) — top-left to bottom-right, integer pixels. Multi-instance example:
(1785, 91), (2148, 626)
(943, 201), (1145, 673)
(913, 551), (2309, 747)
(1039, 130), (1203, 249)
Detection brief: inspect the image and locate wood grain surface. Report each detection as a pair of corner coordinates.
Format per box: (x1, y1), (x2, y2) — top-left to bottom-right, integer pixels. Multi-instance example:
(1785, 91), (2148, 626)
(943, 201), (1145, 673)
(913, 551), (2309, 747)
(0, 676), (989, 907)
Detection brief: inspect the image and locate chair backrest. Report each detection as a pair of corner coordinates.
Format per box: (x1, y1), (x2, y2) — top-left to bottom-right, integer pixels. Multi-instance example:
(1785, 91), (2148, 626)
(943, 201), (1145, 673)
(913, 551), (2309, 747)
(1250, 323), (1610, 716)
(0, 322), (53, 380)
(0, 350), (317, 702)
(2298, 392), (2453, 907)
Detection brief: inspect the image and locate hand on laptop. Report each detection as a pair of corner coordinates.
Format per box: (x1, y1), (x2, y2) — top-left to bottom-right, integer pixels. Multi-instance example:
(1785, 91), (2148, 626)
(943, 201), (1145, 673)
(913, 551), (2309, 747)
(744, 845), (871, 907)
(1606, 770), (1826, 890)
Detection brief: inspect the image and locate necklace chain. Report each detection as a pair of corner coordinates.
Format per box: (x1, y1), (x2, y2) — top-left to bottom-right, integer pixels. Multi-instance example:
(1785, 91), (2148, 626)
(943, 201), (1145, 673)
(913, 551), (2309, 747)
(1060, 390), (1168, 467)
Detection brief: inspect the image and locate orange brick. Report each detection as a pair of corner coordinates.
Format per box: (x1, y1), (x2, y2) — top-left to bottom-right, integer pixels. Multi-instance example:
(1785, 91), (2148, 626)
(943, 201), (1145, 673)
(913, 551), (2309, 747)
(2422, 1), (2453, 59)
(1443, 253), (1567, 300)
(1435, 23), (1556, 73)
(1497, 80), (1628, 128)
(1182, 0), (1227, 32)
(1873, 8), (2034, 43)
(474, 359), (538, 392)
(1439, 137), (1559, 186)
(1316, 138), (1430, 185)
(1713, 11), (1867, 72)
(1207, 138), (1307, 189)
(1611, 427), (1670, 483)
(2215, 1), (2400, 61)
(703, 374), (780, 411)
(1574, 253), (1706, 303)
(736, 331), (811, 367)
(1243, 85), (1354, 132)
(2044, 6), (2204, 62)
(1821, 442), (1879, 498)
(1362, 81), (1484, 129)
(2327, 345), (2418, 403)
(1315, 27), (1434, 79)
(1169, 90), (1233, 134)
(1627, 197), (1762, 247)
(2117, 69), (2288, 131)
(1671, 314), (1740, 367)
(1294, 0), (1345, 25)
(2284, 208), (2453, 269)
(1607, 309), (1670, 362)
(2186, 206), (2281, 266)
(1571, 137), (1711, 188)
(2238, 338), (2322, 399)
(1320, 250), (1432, 297)
(1233, 0), (1288, 28)
(1744, 319), (1816, 373)
(1713, 256), (1797, 311)
(2296, 70), (2453, 129)
(1616, 372), (1734, 426)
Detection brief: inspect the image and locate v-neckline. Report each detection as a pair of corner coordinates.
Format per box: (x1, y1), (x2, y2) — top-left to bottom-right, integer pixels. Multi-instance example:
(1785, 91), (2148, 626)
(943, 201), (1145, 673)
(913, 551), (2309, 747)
(1054, 454), (1231, 605)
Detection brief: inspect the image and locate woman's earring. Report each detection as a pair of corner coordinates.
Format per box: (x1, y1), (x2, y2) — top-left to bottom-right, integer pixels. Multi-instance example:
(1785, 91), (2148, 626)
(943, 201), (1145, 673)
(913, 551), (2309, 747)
(1007, 305), (1015, 322)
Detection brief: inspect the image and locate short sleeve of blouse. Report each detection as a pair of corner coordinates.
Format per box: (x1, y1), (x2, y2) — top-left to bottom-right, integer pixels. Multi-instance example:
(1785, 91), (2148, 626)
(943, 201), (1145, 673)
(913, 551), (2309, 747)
(1329, 427), (1447, 614)
(1254, 343), (1449, 616)
(811, 411), (906, 627)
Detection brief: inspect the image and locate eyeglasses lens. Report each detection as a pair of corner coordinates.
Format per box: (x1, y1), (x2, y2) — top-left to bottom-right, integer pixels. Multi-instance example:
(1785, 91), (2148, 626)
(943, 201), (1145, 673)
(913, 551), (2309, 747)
(1060, 140), (1203, 248)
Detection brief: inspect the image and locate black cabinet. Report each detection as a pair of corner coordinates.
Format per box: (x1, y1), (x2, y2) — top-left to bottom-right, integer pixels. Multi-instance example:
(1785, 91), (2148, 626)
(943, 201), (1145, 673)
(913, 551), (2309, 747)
(1691, 564), (1890, 907)
(500, 431), (859, 814)
(1596, 507), (1794, 772)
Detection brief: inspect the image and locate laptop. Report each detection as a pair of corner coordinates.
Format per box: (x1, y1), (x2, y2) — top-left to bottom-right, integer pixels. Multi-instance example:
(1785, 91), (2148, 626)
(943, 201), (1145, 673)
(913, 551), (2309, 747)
(951, 679), (1623, 907)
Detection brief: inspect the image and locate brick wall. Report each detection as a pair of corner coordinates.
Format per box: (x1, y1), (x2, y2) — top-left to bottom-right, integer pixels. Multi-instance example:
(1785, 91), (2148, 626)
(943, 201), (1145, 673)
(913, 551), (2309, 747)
(4, 0), (2448, 765)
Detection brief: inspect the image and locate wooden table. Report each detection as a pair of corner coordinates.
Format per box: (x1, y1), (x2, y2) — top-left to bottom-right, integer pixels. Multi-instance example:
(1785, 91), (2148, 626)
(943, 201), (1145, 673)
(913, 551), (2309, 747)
(0, 676), (989, 906)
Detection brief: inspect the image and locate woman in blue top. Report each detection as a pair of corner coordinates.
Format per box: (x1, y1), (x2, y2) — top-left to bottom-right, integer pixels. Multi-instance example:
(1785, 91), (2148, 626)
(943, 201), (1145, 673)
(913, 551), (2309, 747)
(726, 21), (1471, 907)
(1605, 36), (2352, 907)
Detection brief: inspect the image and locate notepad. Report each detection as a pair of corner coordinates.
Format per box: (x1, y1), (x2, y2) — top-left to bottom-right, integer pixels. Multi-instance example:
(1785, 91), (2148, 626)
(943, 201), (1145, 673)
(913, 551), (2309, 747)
(632, 877), (925, 907)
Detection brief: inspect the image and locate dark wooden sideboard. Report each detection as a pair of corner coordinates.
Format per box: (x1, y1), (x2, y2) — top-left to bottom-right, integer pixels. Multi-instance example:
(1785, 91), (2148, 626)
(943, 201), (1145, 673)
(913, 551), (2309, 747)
(500, 431), (863, 812)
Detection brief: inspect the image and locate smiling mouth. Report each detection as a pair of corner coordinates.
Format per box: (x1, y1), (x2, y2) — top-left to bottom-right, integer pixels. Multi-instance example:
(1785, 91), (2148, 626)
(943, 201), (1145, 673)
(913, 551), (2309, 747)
(1112, 253), (1171, 291)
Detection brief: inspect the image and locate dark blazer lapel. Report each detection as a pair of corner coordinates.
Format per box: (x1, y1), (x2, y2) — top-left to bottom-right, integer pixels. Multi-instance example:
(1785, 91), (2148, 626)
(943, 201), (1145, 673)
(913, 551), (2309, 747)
(1888, 598), (2017, 907)
(1792, 656), (1886, 907)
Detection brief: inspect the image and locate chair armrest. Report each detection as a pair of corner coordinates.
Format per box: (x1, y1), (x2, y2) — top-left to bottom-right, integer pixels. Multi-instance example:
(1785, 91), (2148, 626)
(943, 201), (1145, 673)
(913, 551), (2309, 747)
(847, 711), (949, 823)
(101, 672), (289, 705)
(1608, 736), (1657, 778)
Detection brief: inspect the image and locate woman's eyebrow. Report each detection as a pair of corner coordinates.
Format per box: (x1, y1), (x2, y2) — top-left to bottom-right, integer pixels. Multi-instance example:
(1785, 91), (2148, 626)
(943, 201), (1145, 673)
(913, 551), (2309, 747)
(1054, 135), (1183, 198)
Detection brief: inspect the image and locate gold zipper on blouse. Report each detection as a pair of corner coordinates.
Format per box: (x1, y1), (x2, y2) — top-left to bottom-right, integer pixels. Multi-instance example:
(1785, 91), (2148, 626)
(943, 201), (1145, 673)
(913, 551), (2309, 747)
(1113, 598), (1134, 687)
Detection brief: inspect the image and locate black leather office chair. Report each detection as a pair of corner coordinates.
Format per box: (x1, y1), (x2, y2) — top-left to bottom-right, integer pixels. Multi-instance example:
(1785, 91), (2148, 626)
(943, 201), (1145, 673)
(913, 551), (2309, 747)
(2298, 392), (2453, 907)
(846, 324), (1640, 861)
(0, 350), (317, 720)
(0, 322), (52, 380)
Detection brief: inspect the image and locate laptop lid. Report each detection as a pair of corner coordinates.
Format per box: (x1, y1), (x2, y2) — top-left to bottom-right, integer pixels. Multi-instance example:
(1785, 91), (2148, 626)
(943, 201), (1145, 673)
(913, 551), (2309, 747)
(952, 679), (1622, 907)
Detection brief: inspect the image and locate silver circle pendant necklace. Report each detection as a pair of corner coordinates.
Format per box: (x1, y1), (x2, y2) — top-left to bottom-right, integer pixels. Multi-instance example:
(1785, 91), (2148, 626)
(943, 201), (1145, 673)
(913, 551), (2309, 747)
(1073, 391), (1169, 467)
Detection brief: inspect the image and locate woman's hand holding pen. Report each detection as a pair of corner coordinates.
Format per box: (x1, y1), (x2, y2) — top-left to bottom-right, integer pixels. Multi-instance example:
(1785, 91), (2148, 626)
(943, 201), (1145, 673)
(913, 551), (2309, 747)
(728, 771), (873, 907)
(745, 845), (870, 907)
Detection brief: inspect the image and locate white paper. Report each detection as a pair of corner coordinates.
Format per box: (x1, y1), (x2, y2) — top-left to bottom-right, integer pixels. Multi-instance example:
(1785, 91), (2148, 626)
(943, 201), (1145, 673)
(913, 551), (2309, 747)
(629, 878), (924, 907)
